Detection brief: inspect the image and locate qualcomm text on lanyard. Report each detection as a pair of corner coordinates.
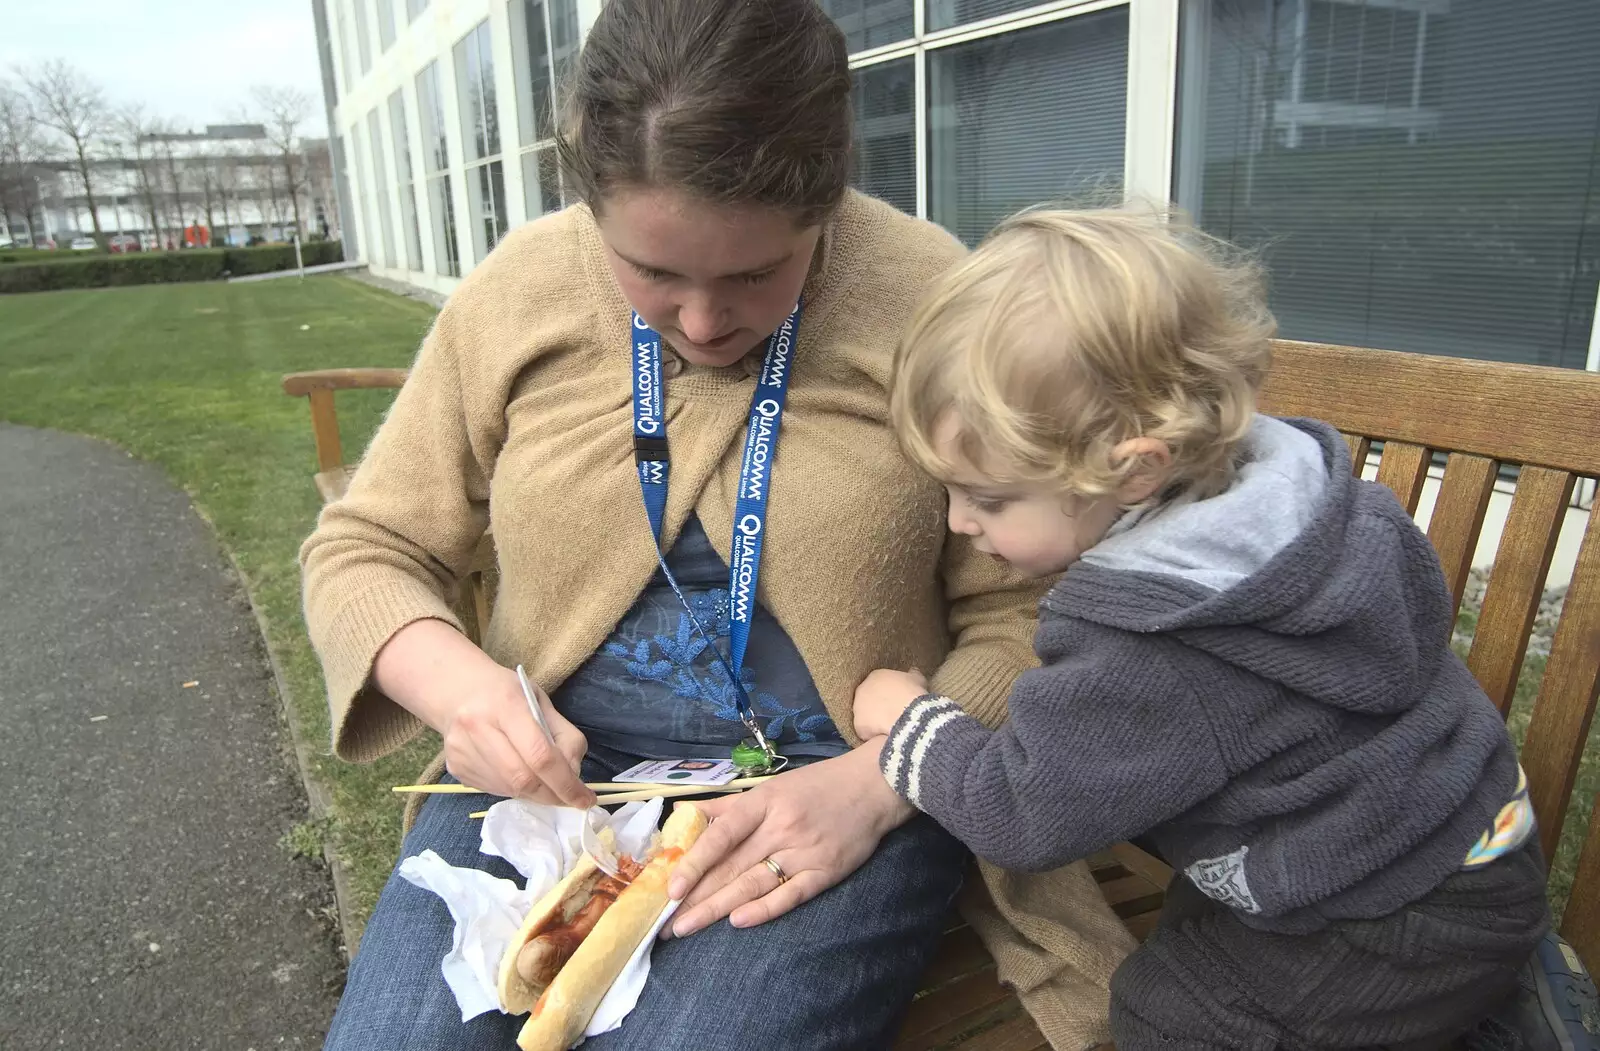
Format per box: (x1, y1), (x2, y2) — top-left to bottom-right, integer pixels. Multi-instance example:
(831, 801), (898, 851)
(630, 304), (802, 772)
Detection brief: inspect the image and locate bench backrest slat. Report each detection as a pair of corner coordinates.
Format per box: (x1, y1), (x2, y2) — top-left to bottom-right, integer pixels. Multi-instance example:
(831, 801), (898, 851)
(1261, 340), (1599, 957)
(1425, 453), (1499, 621)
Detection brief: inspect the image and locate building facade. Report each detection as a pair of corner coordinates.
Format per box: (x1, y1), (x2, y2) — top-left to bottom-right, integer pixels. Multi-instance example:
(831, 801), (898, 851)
(8, 124), (331, 249)
(319, 0), (1600, 377)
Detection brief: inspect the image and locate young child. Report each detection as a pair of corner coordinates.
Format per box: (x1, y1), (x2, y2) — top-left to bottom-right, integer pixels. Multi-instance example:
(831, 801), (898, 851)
(853, 207), (1572, 1049)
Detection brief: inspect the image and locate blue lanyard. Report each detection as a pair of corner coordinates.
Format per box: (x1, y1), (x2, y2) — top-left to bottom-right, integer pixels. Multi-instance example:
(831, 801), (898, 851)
(631, 304), (801, 751)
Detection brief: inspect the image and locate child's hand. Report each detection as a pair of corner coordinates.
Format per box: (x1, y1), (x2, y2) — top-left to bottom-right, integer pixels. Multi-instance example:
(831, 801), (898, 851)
(852, 668), (930, 740)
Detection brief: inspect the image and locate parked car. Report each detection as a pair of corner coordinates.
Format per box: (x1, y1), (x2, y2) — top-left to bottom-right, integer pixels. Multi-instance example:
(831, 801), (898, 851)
(69, 237), (98, 251)
(107, 234), (140, 254)
(34, 238), (56, 250)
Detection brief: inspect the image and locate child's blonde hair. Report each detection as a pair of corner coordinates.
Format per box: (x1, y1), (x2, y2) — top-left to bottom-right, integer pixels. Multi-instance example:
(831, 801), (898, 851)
(891, 205), (1275, 502)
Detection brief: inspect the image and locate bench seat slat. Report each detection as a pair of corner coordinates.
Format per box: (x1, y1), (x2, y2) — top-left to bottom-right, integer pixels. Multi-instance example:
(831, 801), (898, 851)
(894, 970), (1018, 1051)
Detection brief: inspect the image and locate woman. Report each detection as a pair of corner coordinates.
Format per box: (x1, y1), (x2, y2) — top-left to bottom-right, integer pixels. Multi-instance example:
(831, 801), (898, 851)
(304, 1), (1127, 1047)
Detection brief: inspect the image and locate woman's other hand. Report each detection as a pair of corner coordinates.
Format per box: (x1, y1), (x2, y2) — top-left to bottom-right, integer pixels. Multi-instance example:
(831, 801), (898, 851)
(664, 742), (913, 937)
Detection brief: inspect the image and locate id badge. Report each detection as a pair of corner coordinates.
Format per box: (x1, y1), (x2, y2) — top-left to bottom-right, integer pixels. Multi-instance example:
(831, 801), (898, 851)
(614, 758), (742, 786)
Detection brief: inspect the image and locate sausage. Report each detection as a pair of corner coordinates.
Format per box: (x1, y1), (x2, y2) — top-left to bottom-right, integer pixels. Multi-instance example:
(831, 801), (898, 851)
(516, 857), (645, 985)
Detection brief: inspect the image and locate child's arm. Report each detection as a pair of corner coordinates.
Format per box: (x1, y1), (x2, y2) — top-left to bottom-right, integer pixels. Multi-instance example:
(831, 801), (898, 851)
(877, 646), (1230, 872)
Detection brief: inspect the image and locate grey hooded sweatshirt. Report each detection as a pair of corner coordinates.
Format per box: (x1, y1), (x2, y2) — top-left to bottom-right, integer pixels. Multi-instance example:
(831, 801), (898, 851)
(881, 416), (1523, 934)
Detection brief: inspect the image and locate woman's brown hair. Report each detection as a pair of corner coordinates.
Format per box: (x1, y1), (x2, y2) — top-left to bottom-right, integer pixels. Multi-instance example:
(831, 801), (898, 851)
(557, 0), (853, 225)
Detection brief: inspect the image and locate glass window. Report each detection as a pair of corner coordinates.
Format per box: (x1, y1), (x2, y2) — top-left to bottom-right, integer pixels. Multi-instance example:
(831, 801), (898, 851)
(407, 0), (428, 21)
(416, 61), (450, 174)
(415, 60), (460, 276)
(522, 146), (563, 218)
(366, 108), (397, 269)
(928, 0), (1042, 33)
(511, 0), (556, 144)
(929, 8), (1129, 244)
(353, 0), (373, 74)
(428, 174), (461, 277)
(388, 89), (423, 270)
(549, 0), (580, 86)
(818, 0), (913, 53)
(511, 0), (577, 223)
(469, 160), (509, 260)
(455, 20), (500, 161)
(511, 0), (579, 146)
(335, 2), (354, 93)
(853, 58), (915, 215)
(1176, 0), (1600, 369)
(350, 121), (379, 265)
(377, 0), (396, 50)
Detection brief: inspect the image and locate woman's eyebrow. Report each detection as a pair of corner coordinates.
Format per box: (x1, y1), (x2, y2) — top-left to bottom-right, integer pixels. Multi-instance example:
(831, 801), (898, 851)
(614, 249), (794, 279)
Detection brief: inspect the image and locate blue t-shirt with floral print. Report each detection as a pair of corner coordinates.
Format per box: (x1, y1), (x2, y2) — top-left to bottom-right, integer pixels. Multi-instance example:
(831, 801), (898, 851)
(552, 515), (845, 762)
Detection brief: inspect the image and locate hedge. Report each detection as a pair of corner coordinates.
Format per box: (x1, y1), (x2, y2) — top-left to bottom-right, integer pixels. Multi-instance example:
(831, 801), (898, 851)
(0, 241), (345, 294)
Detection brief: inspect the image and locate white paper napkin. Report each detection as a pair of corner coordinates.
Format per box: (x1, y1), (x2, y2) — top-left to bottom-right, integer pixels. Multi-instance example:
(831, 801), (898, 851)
(399, 796), (673, 1043)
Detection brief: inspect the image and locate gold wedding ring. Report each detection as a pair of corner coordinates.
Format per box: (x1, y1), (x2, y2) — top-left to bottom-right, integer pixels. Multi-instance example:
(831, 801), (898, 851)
(762, 856), (789, 885)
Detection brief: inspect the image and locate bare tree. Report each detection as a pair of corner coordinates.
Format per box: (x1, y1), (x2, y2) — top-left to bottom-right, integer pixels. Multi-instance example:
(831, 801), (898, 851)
(0, 79), (48, 243)
(260, 155), (286, 234)
(214, 144), (240, 245)
(22, 60), (109, 244)
(302, 138), (336, 239)
(157, 133), (187, 248)
(109, 103), (164, 245)
(252, 85), (312, 237)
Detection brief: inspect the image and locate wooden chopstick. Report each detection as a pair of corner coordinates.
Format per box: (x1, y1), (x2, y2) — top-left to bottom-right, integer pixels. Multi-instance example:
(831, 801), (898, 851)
(397, 774), (777, 797)
(589, 782), (751, 806)
(466, 776), (774, 818)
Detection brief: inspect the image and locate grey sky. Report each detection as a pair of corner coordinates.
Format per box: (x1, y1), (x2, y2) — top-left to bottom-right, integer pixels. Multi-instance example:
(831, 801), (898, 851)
(1, 0), (328, 136)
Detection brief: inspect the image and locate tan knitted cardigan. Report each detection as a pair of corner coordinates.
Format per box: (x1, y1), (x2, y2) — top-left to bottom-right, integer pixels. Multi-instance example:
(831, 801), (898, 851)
(300, 190), (1135, 1048)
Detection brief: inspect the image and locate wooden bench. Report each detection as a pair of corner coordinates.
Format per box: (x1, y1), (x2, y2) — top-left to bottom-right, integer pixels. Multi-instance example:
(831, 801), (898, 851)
(285, 338), (1600, 1049)
(281, 367), (497, 641)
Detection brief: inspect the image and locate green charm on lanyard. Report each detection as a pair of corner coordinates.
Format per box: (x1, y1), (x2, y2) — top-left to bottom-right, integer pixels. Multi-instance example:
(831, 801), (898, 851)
(731, 738), (776, 775)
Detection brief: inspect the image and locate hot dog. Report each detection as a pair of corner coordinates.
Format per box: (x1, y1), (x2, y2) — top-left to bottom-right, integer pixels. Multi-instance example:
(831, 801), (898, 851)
(497, 803), (708, 1051)
(513, 857), (644, 990)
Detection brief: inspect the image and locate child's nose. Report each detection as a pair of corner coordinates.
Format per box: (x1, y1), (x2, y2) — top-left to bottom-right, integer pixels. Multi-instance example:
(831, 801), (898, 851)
(947, 504), (982, 536)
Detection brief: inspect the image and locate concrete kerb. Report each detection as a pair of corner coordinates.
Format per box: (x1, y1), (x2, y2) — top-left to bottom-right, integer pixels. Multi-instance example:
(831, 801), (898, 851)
(222, 546), (364, 962)
(228, 260), (369, 283)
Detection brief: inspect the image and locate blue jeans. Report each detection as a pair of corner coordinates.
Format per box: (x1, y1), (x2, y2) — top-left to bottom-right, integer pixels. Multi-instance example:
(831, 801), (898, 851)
(324, 763), (968, 1050)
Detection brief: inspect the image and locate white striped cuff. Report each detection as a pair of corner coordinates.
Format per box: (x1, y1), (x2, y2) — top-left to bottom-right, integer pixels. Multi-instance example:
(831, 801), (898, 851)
(881, 694), (961, 802)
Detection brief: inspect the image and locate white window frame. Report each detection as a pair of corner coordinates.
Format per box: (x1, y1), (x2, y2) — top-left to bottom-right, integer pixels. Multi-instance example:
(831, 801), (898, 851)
(326, 0), (1600, 382)
(846, 0), (1179, 220)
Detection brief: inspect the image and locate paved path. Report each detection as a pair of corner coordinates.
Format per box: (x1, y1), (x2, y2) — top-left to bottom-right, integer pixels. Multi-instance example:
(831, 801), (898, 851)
(0, 423), (343, 1049)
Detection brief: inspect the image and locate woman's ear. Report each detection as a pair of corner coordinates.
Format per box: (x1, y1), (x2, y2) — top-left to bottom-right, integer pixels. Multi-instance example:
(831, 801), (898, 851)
(1111, 437), (1174, 505)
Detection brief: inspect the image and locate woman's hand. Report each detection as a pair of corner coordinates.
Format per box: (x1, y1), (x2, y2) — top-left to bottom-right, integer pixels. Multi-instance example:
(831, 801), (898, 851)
(373, 618), (595, 808)
(664, 741), (913, 938)
(439, 667), (595, 808)
(852, 667), (929, 740)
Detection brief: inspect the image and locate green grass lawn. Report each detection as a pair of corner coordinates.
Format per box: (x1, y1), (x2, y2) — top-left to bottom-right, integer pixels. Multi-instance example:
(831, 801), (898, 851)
(0, 276), (441, 930)
(0, 276), (1594, 945)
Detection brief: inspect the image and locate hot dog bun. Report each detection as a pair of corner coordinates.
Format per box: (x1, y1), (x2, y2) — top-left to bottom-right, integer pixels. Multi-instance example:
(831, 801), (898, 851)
(516, 803), (708, 1051)
(497, 855), (603, 1015)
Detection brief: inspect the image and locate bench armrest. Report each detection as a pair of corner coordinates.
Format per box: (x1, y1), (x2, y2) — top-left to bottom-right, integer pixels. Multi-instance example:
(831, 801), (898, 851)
(281, 367), (409, 397)
(282, 368), (409, 472)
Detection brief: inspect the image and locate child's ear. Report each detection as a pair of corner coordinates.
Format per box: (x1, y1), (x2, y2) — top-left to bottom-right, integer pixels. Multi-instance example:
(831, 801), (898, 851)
(1111, 437), (1174, 505)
